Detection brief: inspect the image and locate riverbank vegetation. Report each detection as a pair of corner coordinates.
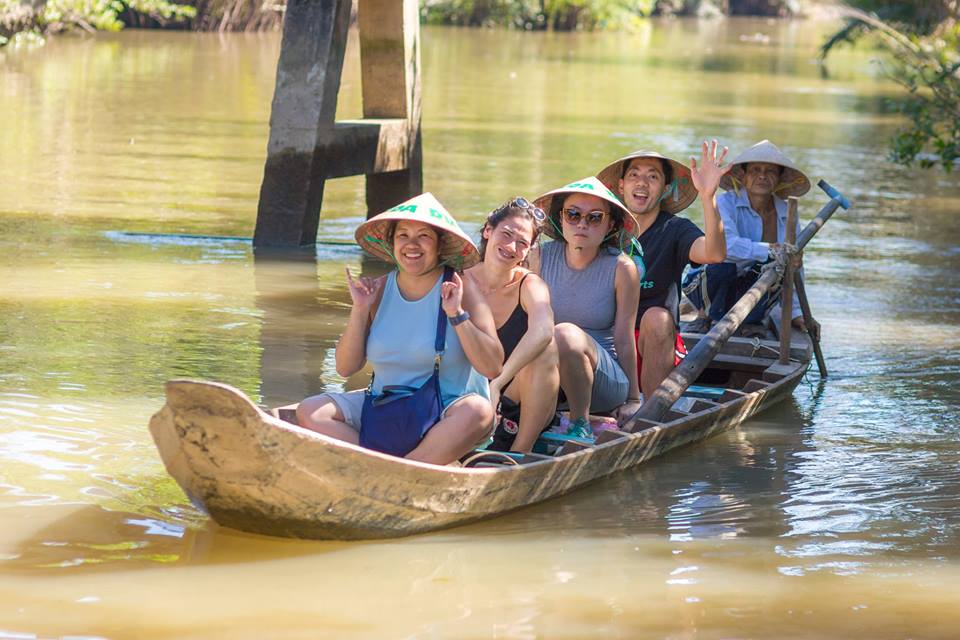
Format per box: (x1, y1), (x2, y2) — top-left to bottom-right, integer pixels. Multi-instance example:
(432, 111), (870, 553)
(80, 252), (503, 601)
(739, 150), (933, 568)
(820, 0), (960, 170)
(0, 0), (283, 47)
(420, 0), (803, 29)
(0, 0), (193, 47)
(1, 0), (807, 47)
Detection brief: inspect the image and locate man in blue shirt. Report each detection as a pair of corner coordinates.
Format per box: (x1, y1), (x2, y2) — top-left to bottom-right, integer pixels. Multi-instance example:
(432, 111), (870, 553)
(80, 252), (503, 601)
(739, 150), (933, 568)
(684, 140), (818, 337)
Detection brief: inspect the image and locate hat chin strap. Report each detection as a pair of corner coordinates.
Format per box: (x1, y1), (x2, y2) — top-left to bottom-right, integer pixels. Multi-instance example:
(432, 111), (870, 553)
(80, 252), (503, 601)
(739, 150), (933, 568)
(656, 178), (681, 205)
(548, 213), (565, 240)
(773, 176), (807, 194)
(365, 233), (398, 263)
(729, 173), (806, 197)
(367, 233), (469, 271)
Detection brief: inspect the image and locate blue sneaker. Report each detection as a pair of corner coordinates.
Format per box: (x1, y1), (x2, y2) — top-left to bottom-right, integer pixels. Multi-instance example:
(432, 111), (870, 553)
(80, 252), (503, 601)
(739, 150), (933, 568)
(566, 417), (593, 440)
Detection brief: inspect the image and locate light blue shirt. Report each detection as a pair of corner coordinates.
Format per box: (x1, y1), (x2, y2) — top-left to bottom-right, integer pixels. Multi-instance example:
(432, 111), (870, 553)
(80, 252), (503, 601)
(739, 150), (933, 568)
(367, 270), (489, 406)
(716, 190), (803, 319)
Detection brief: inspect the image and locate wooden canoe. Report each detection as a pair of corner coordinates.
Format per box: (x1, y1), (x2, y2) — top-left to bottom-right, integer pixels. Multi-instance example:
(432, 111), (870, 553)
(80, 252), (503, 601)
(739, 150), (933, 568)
(148, 332), (812, 540)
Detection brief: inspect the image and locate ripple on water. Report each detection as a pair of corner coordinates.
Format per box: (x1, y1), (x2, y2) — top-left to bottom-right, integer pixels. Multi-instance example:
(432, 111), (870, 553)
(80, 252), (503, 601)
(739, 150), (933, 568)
(666, 481), (755, 542)
(779, 382), (960, 564)
(0, 392), (170, 513)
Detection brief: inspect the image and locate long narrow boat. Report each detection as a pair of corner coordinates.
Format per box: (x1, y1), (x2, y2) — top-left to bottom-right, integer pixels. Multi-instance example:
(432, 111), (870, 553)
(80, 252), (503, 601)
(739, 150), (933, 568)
(149, 331), (811, 540)
(150, 180), (846, 540)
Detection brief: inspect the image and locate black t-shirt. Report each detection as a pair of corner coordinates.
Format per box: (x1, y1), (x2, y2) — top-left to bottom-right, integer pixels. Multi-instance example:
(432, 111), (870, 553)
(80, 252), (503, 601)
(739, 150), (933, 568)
(627, 211), (703, 325)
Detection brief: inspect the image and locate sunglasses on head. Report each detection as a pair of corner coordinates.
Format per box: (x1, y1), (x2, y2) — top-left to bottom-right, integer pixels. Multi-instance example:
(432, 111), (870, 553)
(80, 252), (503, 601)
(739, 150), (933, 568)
(562, 207), (607, 226)
(506, 196), (546, 222)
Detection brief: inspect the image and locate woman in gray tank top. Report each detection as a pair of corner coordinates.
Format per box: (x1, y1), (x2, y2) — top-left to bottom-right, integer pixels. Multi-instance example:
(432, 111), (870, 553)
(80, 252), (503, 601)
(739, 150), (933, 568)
(532, 177), (642, 438)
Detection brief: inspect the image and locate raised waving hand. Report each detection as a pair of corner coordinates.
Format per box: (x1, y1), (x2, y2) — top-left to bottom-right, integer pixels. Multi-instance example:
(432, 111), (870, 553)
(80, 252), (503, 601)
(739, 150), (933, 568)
(690, 139), (731, 197)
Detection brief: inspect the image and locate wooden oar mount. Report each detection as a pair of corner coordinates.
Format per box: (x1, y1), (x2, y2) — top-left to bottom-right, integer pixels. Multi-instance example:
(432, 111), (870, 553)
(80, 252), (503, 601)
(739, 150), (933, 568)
(778, 196), (799, 365)
(255, 0), (422, 248)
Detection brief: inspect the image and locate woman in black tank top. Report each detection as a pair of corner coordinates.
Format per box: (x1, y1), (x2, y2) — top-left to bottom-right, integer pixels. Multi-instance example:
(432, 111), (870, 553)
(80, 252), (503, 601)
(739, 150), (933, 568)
(465, 198), (559, 452)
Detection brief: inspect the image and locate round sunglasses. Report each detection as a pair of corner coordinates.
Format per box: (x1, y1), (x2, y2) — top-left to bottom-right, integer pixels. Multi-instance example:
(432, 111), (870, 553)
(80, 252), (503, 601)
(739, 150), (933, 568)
(561, 207), (607, 226)
(505, 197), (546, 222)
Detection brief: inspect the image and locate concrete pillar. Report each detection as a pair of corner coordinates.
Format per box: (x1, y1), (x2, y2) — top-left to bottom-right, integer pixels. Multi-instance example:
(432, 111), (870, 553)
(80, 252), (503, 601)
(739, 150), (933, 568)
(255, 0), (423, 246)
(358, 0), (423, 216)
(254, 0), (353, 247)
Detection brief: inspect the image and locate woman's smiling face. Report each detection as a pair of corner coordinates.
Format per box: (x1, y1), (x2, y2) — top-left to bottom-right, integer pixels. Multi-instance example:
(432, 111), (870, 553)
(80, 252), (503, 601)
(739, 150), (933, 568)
(392, 221), (440, 274)
(483, 213), (535, 267)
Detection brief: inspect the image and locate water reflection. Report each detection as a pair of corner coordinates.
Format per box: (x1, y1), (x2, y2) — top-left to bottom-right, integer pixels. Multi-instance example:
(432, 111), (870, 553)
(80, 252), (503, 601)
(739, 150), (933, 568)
(251, 246), (392, 407)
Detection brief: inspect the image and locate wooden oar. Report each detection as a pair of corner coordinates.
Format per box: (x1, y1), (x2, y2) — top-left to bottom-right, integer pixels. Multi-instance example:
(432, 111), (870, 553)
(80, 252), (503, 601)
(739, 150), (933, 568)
(793, 272), (828, 377)
(624, 180), (849, 427)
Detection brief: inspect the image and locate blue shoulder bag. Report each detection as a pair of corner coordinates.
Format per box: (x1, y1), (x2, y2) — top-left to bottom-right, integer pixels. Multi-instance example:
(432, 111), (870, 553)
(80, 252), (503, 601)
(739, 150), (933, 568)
(359, 267), (452, 457)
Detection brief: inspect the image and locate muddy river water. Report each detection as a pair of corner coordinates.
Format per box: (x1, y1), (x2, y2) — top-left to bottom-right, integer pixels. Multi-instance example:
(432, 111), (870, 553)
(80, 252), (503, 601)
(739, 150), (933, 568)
(0, 18), (958, 639)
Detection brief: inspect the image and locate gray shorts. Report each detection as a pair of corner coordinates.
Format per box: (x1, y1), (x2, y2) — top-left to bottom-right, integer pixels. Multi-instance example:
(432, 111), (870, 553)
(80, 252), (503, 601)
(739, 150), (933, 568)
(556, 334), (628, 414)
(588, 337), (629, 412)
(313, 389), (483, 432)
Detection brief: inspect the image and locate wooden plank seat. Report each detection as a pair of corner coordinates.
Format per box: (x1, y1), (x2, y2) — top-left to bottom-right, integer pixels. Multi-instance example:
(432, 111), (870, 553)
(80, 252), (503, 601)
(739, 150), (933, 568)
(526, 430), (606, 456)
(271, 405), (299, 425)
(682, 334), (809, 362)
(689, 399), (720, 413)
(683, 384), (726, 400)
(557, 439), (595, 456)
(705, 353), (782, 373)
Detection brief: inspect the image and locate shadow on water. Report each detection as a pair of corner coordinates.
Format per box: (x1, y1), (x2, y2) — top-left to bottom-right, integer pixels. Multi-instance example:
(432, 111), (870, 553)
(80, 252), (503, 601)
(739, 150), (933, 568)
(3, 485), (362, 574)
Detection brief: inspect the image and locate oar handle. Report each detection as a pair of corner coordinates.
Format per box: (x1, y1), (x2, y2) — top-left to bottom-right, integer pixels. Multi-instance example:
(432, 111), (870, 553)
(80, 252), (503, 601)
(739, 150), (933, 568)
(818, 179), (850, 210)
(797, 183), (850, 251)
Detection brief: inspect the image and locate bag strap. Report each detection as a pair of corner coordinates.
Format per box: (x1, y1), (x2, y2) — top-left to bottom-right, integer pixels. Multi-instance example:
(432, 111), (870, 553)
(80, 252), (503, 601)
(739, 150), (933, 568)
(369, 267), (453, 393)
(434, 267), (454, 366)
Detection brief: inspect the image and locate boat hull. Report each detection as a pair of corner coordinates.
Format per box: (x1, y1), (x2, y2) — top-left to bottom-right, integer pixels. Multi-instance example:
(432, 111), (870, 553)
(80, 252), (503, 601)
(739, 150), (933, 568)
(149, 353), (807, 540)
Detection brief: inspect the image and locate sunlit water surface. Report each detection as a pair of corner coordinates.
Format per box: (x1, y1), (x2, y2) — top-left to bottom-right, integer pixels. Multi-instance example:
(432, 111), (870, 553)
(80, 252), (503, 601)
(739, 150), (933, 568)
(1, 20), (959, 639)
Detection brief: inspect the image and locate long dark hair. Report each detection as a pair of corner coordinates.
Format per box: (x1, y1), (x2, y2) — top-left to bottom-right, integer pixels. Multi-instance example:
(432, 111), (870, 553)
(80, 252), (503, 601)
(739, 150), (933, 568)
(478, 198), (545, 264)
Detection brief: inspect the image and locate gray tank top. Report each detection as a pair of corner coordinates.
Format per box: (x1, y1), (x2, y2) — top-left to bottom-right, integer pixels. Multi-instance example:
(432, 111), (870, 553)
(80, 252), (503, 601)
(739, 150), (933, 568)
(540, 240), (621, 357)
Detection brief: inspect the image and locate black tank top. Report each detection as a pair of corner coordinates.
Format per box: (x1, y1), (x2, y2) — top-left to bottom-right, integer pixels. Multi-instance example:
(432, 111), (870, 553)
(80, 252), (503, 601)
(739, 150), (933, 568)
(496, 274), (530, 362)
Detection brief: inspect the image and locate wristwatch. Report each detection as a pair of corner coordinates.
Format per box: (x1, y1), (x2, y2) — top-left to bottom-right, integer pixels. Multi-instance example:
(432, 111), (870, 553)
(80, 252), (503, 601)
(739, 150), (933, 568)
(448, 311), (470, 326)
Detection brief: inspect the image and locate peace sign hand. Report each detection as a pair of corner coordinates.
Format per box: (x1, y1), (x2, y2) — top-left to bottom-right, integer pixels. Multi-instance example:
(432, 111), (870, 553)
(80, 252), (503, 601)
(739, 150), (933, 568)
(690, 139), (731, 198)
(345, 268), (383, 312)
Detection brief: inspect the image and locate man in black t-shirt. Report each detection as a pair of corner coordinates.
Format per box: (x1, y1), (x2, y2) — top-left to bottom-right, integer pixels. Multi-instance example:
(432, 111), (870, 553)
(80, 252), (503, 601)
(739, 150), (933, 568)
(596, 142), (729, 401)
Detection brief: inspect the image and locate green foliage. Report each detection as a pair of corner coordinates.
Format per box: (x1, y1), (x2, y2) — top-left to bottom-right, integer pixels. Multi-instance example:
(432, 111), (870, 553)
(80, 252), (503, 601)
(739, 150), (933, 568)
(821, 3), (960, 171)
(185, 0), (284, 32)
(0, 0), (195, 46)
(420, 0), (807, 24)
(421, 0), (656, 30)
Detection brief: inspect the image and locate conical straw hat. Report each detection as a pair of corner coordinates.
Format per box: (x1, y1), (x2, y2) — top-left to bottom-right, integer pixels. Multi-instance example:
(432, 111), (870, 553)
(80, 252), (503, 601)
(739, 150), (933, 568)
(596, 150), (698, 215)
(355, 193), (480, 270)
(719, 140), (811, 198)
(532, 176), (632, 240)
